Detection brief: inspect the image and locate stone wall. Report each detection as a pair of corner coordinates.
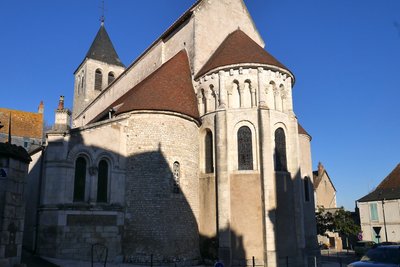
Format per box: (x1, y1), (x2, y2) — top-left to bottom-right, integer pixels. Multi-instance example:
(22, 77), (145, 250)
(123, 112), (200, 263)
(0, 152), (30, 267)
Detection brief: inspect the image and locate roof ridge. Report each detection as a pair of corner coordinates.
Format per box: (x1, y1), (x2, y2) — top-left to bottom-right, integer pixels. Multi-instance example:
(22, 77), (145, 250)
(91, 50), (199, 123)
(195, 29), (292, 79)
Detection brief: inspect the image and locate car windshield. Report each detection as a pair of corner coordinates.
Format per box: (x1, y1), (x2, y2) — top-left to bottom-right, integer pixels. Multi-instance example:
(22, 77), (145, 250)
(361, 247), (400, 264)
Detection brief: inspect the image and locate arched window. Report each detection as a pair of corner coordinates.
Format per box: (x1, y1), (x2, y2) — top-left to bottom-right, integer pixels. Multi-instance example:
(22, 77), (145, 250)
(97, 160), (108, 202)
(237, 126), (253, 170)
(274, 128), (287, 172)
(108, 72), (115, 85)
(205, 130), (214, 173)
(73, 157), (86, 202)
(304, 176), (310, 202)
(95, 69), (102, 91)
(173, 162), (180, 193)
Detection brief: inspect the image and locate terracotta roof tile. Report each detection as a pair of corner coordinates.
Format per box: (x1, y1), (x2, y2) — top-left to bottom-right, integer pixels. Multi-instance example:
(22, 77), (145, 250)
(92, 50), (199, 122)
(196, 29), (292, 79)
(358, 164), (400, 202)
(0, 108), (43, 139)
(298, 123), (312, 140)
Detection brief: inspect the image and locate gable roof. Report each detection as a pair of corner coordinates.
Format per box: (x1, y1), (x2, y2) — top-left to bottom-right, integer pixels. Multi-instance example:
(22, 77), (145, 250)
(313, 162), (336, 191)
(81, 24), (124, 70)
(91, 50), (199, 123)
(0, 108), (43, 140)
(358, 164), (400, 202)
(195, 29), (292, 79)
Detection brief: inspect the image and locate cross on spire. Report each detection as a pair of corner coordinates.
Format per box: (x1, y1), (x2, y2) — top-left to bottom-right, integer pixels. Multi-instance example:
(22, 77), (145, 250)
(100, 0), (106, 25)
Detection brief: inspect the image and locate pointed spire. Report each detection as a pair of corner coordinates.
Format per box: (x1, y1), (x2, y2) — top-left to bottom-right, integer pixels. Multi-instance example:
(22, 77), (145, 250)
(85, 24), (124, 67)
(100, 0), (105, 25)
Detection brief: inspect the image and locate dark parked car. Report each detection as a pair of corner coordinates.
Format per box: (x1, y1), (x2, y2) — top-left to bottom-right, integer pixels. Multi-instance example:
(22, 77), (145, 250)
(348, 245), (400, 267)
(354, 241), (376, 257)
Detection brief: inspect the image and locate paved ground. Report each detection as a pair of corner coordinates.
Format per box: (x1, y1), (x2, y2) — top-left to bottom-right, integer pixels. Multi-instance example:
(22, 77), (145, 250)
(21, 250), (59, 267)
(20, 249), (358, 267)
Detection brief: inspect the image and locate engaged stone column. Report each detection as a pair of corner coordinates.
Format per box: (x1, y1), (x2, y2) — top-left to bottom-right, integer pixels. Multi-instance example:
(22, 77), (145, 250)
(218, 71), (227, 109)
(215, 110), (231, 267)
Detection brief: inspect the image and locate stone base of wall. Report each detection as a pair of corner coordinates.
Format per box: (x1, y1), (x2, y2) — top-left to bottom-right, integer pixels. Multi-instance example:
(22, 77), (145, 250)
(37, 210), (124, 262)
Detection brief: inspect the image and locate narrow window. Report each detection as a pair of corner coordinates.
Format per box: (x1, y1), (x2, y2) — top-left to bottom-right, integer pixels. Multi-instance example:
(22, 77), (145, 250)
(304, 177), (310, 202)
(173, 162), (180, 194)
(237, 126), (253, 170)
(97, 160), (108, 202)
(370, 203), (378, 221)
(73, 157), (86, 202)
(95, 69), (102, 91)
(274, 128), (287, 171)
(108, 72), (115, 85)
(205, 130), (214, 173)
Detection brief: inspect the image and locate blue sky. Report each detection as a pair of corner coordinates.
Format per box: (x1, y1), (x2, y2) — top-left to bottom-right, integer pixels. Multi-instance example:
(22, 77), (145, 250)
(1, 0), (399, 211)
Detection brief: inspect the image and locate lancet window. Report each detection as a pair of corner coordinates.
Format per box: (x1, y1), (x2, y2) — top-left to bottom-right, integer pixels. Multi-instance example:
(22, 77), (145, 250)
(95, 69), (103, 91)
(205, 130), (214, 173)
(274, 128), (287, 172)
(108, 72), (115, 85)
(173, 162), (180, 194)
(237, 126), (253, 170)
(97, 159), (108, 202)
(304, 176), (310, 202)
(73, 157), (87, 202)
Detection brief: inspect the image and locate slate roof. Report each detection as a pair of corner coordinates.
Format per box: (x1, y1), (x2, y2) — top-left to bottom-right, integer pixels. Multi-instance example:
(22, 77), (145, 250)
(92, 50), (199, 123)
(84, 24), (124, 68)
(0, 108), (43, 139)
(195, 29), (292, 79)
(358, 164), (400, 202)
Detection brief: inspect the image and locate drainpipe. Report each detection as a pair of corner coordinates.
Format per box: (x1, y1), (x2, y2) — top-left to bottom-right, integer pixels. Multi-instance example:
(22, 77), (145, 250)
(382, 199), (388, 242)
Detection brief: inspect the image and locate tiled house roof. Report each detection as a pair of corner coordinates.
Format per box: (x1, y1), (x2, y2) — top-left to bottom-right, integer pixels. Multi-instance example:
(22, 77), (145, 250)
(0, 108), (43, 140)
(358, 164), (400, 202)
(196, 29), (292, 79)
(92, 50), (199, 123)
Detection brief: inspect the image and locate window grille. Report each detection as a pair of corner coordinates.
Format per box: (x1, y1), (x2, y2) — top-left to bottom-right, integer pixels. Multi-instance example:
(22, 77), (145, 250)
(173, 162), (180, 193)
(95, 69), (102, 91)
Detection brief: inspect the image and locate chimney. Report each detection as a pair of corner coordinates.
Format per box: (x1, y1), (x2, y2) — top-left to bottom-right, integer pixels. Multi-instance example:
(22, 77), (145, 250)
(38, 101), (44, 114)
(318, 162), (324, 175)
(57, 96), (65, 110)
(53, 96), (71, 132)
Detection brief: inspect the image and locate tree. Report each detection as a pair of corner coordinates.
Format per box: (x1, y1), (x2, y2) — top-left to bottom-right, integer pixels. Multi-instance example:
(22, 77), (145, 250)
(316, 207), (360, 237)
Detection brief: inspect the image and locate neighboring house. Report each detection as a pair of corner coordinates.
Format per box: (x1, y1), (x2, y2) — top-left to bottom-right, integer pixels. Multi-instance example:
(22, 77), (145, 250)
(313, 162), (342, 250)
(313, 162), (337, 209)
(25, 1), (319, 266)
(358, 164), (400, 243)
(0, 102), (44, 152)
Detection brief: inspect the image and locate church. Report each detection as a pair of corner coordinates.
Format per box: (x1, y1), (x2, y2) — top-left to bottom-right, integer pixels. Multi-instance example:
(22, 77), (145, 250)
(25, 0), (318, 266)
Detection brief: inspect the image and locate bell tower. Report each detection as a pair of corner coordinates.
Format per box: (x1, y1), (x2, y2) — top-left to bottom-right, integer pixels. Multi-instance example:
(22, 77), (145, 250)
(72, 19), (125, 121)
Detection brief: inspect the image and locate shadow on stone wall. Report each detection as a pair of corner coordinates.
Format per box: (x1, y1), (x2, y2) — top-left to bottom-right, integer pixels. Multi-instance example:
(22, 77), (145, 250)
(24, 130), (247, 266)
(269, 168), (318, 267)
